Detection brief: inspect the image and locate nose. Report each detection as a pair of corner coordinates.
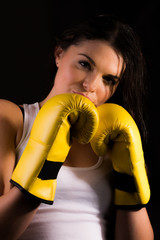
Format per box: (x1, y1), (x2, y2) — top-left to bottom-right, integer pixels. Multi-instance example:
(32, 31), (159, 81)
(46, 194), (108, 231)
(82, 75), (99, 92)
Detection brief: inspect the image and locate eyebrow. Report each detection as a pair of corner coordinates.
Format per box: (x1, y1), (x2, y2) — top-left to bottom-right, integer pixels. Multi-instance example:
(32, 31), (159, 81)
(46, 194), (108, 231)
(78, 53), (120, 81)
(78, 53), (96, 66)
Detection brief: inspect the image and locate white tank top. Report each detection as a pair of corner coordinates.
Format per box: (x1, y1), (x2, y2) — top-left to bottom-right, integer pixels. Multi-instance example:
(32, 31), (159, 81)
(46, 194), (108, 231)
(16, 103), (114, 240)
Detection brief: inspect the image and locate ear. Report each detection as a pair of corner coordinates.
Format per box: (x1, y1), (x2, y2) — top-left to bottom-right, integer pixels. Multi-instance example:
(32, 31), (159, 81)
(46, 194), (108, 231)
(54, 46), (64, 67)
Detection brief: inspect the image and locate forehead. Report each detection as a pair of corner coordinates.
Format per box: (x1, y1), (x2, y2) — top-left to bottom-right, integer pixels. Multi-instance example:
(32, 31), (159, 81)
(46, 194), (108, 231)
(68, 40), (124, 76)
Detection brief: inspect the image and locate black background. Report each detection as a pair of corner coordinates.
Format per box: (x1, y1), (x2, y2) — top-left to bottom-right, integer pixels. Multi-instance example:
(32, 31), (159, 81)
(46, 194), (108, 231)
(0, 1), (159, 238)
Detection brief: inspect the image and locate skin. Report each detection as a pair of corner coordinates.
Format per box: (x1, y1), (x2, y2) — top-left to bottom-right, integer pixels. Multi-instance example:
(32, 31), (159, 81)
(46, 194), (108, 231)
(0, 40), (154, 239)
(40, 40), (122, 107)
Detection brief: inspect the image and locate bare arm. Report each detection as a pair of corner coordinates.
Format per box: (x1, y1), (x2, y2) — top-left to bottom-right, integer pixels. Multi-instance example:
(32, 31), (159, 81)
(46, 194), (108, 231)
(0, 100), (40, 240)
(115, 208), (154, 240)
(0, 187), (40, 240)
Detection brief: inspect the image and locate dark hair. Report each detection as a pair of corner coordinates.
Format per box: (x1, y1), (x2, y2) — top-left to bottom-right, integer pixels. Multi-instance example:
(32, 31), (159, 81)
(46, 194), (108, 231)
(49, 14), (148, 142)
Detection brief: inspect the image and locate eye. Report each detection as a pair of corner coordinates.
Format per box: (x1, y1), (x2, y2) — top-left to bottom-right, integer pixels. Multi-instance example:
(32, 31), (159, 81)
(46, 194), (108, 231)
(79, 60), (92, 70)
(103, 76), (118, 86)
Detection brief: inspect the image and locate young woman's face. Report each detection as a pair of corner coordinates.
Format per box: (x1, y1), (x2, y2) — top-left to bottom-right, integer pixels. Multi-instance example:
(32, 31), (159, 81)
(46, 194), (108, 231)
(53, 40), (124, 106)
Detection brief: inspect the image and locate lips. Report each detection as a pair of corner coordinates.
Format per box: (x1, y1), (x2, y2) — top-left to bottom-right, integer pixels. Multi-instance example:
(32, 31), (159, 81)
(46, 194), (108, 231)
(72, 91), (96, 105)
(73, 91), (91, 101)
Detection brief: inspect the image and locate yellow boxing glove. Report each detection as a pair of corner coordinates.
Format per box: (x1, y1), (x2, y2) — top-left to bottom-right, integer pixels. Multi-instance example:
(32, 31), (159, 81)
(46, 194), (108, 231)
(90, 103), (150, 209)
(11, 94), (99, 204)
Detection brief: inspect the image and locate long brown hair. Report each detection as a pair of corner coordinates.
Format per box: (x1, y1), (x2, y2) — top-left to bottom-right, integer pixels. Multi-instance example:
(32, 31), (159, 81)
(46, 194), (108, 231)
(49, 14), (148, 142)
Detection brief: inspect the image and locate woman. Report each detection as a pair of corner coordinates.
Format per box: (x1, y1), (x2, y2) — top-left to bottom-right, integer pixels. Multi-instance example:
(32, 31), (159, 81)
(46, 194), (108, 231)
(0, 14), (154, 239)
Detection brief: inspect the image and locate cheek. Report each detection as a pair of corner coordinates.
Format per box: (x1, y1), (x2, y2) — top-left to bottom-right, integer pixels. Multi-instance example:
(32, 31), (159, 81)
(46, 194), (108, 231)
(58, 61), (85, 84)
(97, 88), (110, 106)
(97, 85), (118, 106)
(55, 66), (74, 86)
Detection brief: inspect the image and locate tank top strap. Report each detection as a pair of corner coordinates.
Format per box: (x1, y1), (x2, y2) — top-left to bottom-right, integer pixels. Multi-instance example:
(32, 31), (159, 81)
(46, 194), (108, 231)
(15, 102), (40, 163)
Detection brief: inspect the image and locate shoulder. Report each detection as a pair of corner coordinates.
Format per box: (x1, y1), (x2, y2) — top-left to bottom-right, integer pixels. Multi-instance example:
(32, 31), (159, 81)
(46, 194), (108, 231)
(0, 99), (24, 194)
(0, 99), (23, 147)
(0, 98), (21, 113)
